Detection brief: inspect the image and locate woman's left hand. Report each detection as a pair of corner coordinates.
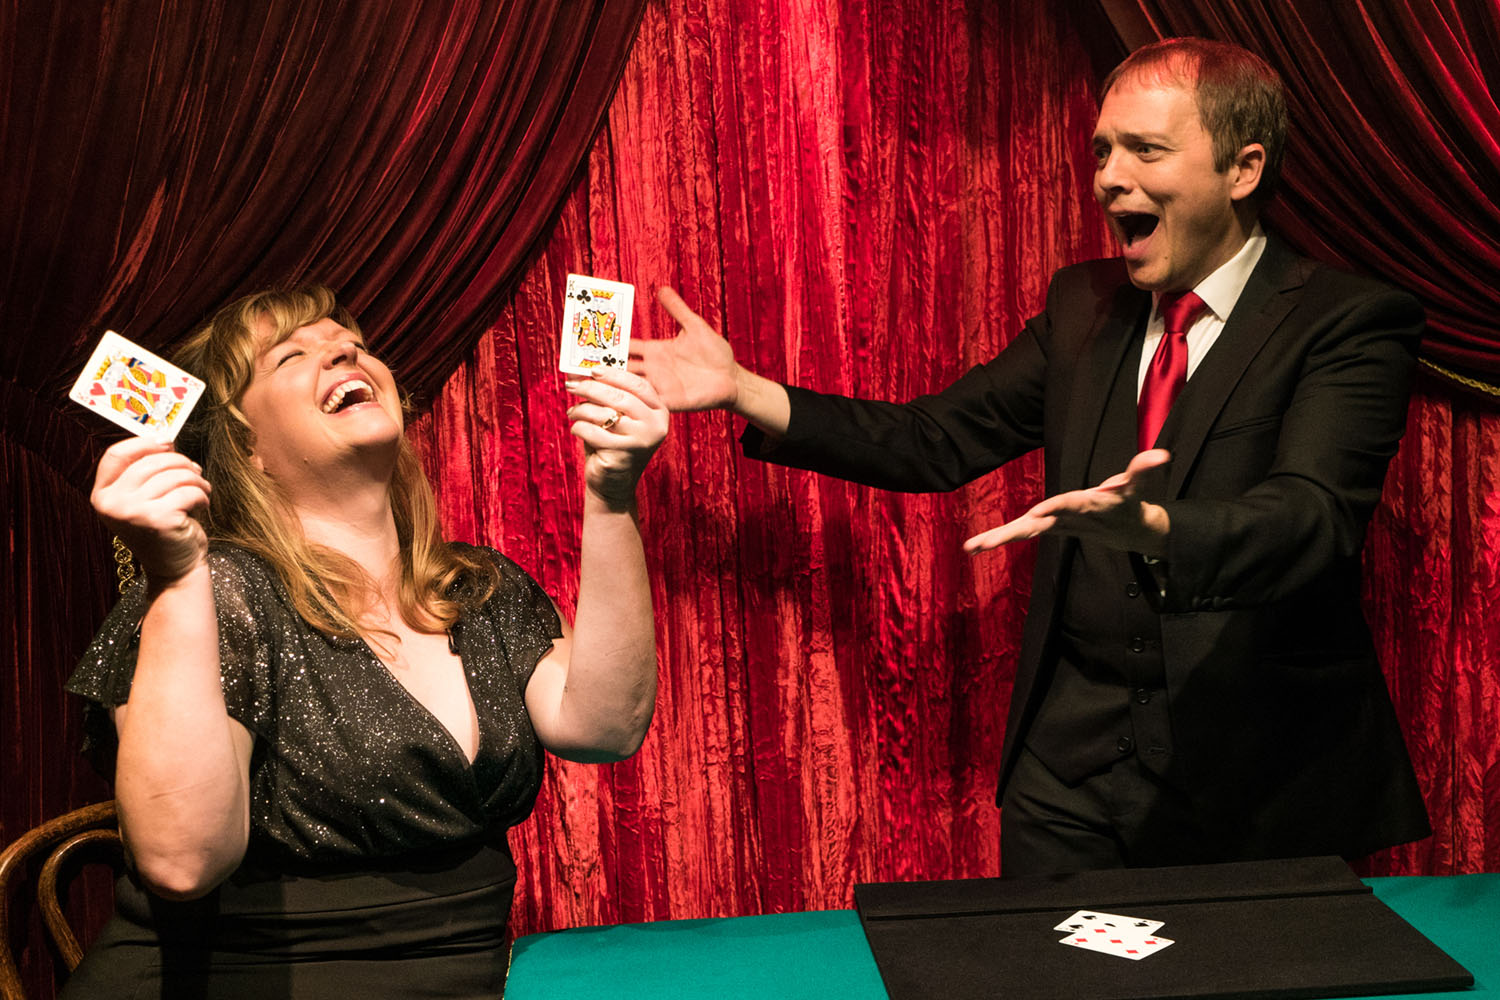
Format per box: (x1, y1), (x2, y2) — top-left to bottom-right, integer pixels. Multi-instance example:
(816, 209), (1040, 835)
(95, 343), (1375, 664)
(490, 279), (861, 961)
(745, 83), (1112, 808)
(565, 368), (669, 507)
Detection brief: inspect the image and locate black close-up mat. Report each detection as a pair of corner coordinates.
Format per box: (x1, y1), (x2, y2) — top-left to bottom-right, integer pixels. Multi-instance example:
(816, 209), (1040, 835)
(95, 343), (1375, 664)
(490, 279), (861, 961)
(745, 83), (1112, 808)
(854, 857), (1473, 1000)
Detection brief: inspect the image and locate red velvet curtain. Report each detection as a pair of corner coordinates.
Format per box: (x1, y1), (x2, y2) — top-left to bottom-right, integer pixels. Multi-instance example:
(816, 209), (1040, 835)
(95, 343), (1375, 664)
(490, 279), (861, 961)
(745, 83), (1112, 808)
(411, 0), (1112, 932)
(416, 0), (1500, 939)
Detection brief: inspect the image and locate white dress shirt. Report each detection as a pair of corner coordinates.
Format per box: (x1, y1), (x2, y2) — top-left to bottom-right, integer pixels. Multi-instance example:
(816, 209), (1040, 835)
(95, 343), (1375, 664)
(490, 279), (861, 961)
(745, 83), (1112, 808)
(1137, 226), (1268, 397)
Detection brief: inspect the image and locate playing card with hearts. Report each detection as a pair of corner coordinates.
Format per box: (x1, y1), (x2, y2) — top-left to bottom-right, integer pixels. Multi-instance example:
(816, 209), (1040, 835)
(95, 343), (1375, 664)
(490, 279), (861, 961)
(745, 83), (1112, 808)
(69, 330), (205, 441)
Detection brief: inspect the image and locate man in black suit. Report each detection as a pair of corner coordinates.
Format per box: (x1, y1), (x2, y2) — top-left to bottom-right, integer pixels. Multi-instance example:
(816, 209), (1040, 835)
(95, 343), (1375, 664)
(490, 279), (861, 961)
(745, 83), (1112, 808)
(632, 37), (1430, 875)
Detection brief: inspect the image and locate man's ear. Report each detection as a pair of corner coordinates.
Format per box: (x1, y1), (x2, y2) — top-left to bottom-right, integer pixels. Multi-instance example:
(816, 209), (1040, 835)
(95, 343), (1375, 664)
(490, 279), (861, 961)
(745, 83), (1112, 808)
(1228, 143), (1266, 203)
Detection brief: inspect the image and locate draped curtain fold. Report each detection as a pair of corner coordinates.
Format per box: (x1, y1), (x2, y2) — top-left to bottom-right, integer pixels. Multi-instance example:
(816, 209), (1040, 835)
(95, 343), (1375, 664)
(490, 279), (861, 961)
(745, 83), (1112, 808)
(1, 0), (646, 484)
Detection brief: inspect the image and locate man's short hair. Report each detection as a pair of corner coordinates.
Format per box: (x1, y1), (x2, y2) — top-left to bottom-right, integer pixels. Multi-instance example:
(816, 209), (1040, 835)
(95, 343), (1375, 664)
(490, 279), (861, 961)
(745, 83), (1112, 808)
(1102, 38), (1288, 205)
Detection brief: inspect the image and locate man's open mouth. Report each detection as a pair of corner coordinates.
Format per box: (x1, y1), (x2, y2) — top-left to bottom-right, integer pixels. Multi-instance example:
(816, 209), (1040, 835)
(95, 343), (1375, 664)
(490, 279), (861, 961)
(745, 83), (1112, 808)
(1116, 212), (1160, 246)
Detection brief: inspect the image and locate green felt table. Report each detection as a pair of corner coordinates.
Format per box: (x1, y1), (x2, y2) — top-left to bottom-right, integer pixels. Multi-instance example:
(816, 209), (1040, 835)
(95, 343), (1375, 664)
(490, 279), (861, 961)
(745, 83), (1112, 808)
(505, 874), (1497, 998)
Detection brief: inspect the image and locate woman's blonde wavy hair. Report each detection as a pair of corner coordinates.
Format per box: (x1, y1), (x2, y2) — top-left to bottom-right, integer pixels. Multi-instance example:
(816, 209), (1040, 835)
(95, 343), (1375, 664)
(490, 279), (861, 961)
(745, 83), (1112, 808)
(173, 286), (498, 642)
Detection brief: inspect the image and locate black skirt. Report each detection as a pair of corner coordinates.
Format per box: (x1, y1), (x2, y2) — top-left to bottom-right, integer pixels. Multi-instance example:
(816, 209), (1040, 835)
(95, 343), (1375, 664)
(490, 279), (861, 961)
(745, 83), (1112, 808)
(62, 841), (518, 999)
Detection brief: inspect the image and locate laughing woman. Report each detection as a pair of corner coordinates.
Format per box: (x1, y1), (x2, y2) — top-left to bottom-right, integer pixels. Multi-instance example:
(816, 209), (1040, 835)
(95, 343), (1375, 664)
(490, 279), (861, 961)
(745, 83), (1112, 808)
(64, 286), (667, 998)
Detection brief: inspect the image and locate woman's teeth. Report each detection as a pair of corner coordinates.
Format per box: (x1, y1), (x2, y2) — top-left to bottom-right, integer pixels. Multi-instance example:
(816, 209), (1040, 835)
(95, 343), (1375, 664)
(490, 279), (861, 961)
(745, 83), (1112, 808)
(322, 380), (372, 413)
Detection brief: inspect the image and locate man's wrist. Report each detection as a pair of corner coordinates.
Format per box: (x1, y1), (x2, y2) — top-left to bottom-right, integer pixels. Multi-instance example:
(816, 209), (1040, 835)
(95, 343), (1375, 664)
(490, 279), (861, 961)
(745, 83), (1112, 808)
(732, 369), (791, 437)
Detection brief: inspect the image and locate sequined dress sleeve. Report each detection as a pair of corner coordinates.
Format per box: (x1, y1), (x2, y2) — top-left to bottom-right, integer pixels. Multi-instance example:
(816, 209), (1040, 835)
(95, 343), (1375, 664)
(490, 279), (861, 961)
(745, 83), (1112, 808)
(67, 543), (563, 874)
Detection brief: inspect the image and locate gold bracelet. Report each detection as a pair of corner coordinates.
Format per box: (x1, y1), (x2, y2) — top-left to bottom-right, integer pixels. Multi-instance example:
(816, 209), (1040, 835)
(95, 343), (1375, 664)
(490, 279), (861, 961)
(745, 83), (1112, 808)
(111, 536), (137, 593)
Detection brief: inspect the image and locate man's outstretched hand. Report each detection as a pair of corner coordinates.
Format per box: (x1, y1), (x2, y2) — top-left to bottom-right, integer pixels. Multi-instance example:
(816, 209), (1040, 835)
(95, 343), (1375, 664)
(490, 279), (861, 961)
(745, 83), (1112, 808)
(964, 449), (1173, 558)
(629, 287), (741, 413)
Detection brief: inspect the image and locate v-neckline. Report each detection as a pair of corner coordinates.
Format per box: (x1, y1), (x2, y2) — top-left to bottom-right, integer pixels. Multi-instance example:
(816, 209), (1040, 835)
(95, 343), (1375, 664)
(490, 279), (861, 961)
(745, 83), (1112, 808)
(360, 630), (482, 768)
(254, 554), (486, 768)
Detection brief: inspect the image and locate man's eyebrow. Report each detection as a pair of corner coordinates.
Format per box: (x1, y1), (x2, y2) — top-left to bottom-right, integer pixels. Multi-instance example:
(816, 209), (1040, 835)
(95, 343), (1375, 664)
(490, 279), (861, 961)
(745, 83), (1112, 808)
(1097, 129), (1174, 147)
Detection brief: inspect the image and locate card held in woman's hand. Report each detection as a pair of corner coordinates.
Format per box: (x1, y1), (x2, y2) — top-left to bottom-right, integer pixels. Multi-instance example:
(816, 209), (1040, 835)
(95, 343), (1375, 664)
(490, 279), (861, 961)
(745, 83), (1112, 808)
(559, 274), (634, 375)
(69, 330), (205, 441)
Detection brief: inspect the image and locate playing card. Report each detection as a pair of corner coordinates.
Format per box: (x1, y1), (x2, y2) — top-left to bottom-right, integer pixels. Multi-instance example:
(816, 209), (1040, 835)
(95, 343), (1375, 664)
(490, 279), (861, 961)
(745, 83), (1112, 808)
(559, 273), (634, 375)
(1054, 909), (1164, 935)
(69, 330), (205, 441)
(1058, 930), (1174, 961)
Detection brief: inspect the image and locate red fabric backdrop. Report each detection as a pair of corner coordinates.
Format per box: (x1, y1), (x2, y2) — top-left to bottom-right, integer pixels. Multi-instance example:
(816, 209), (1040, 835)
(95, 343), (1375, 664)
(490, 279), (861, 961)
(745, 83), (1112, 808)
(409, 0), (1500, 938)
(3, 0), (1499, 993)
(411, 0), (1115, 929)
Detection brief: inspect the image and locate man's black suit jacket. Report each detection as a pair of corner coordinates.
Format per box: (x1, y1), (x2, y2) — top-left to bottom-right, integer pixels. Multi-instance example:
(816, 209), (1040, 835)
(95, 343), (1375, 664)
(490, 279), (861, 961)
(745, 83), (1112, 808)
(744, 235), (1431, 860)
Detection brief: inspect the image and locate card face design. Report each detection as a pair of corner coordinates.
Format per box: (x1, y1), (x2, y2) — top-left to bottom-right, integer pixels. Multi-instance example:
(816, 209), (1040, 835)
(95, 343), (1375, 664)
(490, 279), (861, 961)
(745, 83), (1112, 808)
(1054, 910), (1164, 934)
(559, 273), (634, 375)
(1059, 931), (1174, 961)
(69, 330), (205, 441)
(1054, 909), (1173, 961)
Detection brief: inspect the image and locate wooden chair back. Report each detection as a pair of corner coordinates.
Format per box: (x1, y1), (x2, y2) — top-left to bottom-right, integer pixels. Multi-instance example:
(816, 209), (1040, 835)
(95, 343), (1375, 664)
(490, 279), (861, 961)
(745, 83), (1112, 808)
(0, 802), (120, 1000)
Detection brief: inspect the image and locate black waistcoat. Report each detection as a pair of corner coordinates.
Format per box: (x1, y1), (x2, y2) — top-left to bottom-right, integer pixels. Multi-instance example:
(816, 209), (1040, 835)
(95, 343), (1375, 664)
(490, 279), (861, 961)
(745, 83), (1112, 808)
(1023, 338), (1177, 784)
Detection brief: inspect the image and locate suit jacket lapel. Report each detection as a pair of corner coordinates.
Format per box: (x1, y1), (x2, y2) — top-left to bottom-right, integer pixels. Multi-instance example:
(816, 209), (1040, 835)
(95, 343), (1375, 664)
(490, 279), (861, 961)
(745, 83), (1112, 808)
(1058, 280), (1151, 491)
(1161, 236), (1308, 497)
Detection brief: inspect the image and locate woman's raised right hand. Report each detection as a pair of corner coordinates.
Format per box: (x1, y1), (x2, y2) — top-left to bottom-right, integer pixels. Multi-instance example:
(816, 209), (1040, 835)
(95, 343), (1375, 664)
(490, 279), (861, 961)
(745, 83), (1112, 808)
(90, 437), (211, 585)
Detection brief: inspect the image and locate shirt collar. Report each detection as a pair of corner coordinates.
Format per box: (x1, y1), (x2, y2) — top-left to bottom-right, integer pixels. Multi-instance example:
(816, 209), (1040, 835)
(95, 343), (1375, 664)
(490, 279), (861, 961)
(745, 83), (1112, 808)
(1154, 225), (1267, 322)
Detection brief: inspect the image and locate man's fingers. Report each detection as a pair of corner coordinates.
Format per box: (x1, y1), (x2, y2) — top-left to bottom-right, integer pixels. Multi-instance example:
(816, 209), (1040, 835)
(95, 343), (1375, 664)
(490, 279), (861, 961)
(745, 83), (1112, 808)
(963, 514), (1050, 554)
(963, 525), (1028, 554)
(1095, 450), (1171, 494)
(965, 487), (1108, 553)
(963, 528), (1009, 554)
(968, 449), (1170, 555)
(655, 286), (702, 328)
(1124, 448), (1172, 478)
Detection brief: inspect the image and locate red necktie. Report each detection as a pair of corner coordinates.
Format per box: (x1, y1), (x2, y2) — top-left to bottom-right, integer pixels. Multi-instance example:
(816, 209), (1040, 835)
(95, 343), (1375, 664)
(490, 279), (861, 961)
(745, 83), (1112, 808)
(1137, 290), (1208, 451)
